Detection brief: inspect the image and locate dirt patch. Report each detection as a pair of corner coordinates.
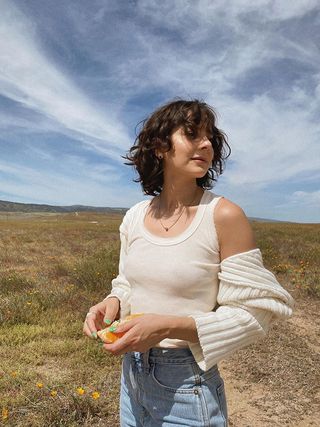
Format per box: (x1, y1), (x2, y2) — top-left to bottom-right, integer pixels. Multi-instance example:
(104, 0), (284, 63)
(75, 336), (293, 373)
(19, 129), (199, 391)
(219, 294), (320, 426)
(33, 359), (72, 383)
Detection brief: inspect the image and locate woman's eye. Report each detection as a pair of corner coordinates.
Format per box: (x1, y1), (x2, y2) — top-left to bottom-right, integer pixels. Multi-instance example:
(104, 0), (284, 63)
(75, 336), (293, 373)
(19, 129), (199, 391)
(183, 128), (212, 141)
(184, 131), (196, 139)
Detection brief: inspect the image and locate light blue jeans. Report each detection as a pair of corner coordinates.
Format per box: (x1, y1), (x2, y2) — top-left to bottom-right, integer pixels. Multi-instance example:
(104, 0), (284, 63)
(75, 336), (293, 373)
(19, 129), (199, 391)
(120, 347), (228, 426)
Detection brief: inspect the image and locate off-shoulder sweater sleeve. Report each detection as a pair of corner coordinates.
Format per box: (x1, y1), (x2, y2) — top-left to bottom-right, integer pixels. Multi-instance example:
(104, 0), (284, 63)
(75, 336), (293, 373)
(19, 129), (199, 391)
(103, 210), (131, 319)
(187, 248), (295, 372)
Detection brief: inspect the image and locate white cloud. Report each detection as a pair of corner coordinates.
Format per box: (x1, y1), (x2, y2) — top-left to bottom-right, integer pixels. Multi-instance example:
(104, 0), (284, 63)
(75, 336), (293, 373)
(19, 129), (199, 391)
(288, 190), (320, 206)
(0, 0), (130, 158)
(137, 0), (319, 24)
(214, 93), (320, 189)
(0, 157), (118, 186)
(265, 189), (320, 222)
(0, 159), (141, 207)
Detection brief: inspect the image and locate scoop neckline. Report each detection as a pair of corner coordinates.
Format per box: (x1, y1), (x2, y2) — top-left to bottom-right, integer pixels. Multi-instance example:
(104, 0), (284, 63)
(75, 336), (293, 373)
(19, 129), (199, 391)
(140, 189), (209, 245)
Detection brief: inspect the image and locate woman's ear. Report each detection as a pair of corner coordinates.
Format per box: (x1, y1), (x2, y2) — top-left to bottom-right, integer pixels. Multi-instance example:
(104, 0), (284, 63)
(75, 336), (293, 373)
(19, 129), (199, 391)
(155, 149), (164, 160)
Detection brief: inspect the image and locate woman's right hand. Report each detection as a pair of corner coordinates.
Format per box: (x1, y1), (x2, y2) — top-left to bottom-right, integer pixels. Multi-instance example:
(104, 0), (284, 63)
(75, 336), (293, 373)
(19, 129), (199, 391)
(83, 297), (120, 339)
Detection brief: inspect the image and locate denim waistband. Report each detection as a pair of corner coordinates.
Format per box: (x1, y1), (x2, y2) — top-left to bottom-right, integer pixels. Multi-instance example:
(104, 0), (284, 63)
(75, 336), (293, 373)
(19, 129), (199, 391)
(127, 347), (220, 377)
(130, 347), (195, 364)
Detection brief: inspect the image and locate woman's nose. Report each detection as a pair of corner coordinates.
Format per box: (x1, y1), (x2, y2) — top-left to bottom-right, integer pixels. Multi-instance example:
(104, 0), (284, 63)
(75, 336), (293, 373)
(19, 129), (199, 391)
(200, 136), (212, 148)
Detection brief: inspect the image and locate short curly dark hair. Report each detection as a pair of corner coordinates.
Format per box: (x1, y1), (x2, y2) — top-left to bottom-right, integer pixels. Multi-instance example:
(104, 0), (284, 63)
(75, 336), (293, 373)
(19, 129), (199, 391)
(122, 98), (231, 196)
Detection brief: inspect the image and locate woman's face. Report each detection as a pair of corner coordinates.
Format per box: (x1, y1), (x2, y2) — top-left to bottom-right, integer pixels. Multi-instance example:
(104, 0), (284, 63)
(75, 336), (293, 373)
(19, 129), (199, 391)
(159, 126), (214, 179)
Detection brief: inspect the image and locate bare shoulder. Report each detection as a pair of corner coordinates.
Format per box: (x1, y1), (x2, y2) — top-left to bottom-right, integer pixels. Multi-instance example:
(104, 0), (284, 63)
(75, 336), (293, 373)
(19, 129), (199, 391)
(214, 197), (257, 261)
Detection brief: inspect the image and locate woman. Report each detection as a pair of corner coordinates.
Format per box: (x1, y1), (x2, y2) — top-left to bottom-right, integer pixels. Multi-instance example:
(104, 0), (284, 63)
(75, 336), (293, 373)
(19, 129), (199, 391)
(83, 99), (294, 426)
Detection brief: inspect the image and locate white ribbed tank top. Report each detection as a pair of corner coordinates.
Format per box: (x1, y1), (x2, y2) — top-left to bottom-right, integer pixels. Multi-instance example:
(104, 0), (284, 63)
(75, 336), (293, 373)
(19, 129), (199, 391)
(124, 189), (224, 348)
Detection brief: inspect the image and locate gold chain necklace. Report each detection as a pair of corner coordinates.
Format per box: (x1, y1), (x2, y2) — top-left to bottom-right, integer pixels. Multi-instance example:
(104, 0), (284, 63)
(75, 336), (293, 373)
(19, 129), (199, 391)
(157, 190), (200, 232)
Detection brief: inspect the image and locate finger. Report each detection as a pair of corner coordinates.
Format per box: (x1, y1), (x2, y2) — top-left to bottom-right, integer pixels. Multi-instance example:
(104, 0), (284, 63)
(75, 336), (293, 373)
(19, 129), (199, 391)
(83, 322), (90, 336)
(111, 319), (135, 334)
(83, 320), (95, 338)
(102, 330), (129, 352)
(84, 312), (99, 339)
(103, 299), (120, 326)
(94, 313), (107, 331)
(102, 341), (131, 356)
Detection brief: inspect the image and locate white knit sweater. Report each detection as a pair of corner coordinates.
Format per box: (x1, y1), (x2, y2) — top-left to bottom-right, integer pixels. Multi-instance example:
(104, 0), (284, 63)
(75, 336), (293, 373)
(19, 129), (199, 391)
(105, 193), (295, 372)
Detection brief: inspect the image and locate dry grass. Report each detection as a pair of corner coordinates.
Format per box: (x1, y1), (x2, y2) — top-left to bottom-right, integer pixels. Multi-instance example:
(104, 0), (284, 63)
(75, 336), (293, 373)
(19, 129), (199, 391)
(0, 212), (319, 426)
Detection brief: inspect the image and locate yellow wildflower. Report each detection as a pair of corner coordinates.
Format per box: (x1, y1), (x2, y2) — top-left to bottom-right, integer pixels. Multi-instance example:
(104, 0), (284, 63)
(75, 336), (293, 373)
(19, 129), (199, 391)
(36, 382), (43, 388)
(11, 371), (18, 377)
(2, 408), (9, 420)
(76, 387), (85, 395)
(92, 391), (100, 400)
(50, 390), (57, 397)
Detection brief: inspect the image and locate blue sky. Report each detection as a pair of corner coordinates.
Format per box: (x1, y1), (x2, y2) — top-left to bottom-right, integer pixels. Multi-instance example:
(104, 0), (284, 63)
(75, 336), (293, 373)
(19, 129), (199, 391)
(0, 0), (319, 223)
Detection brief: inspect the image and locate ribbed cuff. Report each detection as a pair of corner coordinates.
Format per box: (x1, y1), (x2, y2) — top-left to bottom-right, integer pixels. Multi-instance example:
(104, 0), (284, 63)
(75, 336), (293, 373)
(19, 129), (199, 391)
(187, 306), (270, 371)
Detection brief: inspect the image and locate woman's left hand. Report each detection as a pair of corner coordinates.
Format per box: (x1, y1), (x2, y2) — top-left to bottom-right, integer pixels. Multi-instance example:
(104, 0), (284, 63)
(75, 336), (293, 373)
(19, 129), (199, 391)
(101, 313), (171, 355)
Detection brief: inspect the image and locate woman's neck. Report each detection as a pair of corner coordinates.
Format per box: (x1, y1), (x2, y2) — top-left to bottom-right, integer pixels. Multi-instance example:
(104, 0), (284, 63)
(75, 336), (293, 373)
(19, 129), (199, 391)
(155, 185), (204, 213)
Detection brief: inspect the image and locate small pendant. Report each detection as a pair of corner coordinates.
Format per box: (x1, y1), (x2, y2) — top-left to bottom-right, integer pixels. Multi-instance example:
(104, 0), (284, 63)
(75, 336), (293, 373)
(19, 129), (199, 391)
(165, 227), (169, 231)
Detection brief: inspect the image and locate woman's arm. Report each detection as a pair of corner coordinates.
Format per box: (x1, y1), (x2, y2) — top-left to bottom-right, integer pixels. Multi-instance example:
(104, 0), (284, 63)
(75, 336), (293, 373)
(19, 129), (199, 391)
(169, 198), (295, 371)
(103, 208), (133, 319)
(83, 207), (135, 339)
(215, 198), (258, 261)
(167, 199), (257, 342)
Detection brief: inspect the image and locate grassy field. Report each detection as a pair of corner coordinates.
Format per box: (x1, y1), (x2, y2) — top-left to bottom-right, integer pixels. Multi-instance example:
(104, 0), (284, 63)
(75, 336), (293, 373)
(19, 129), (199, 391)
(0, 212), (319, 426)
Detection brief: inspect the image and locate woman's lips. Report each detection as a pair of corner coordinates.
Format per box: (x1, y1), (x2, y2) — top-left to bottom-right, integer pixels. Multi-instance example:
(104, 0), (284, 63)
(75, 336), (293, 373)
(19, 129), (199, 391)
(192, 158), (206, 162)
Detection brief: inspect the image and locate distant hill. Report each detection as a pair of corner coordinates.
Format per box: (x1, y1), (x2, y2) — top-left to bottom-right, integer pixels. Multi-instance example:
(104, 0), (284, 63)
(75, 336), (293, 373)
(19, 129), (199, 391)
(0, 199), (290, 222)
(249, 216), (288, 223)
(0, 200), (128, 214)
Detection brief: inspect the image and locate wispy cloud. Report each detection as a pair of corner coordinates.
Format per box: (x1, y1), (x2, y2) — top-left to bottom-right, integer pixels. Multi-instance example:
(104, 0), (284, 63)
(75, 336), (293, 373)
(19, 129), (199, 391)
(0, 158), (140, 207)
(0, 0), (130, 157)
(288, 190), (320, 206)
